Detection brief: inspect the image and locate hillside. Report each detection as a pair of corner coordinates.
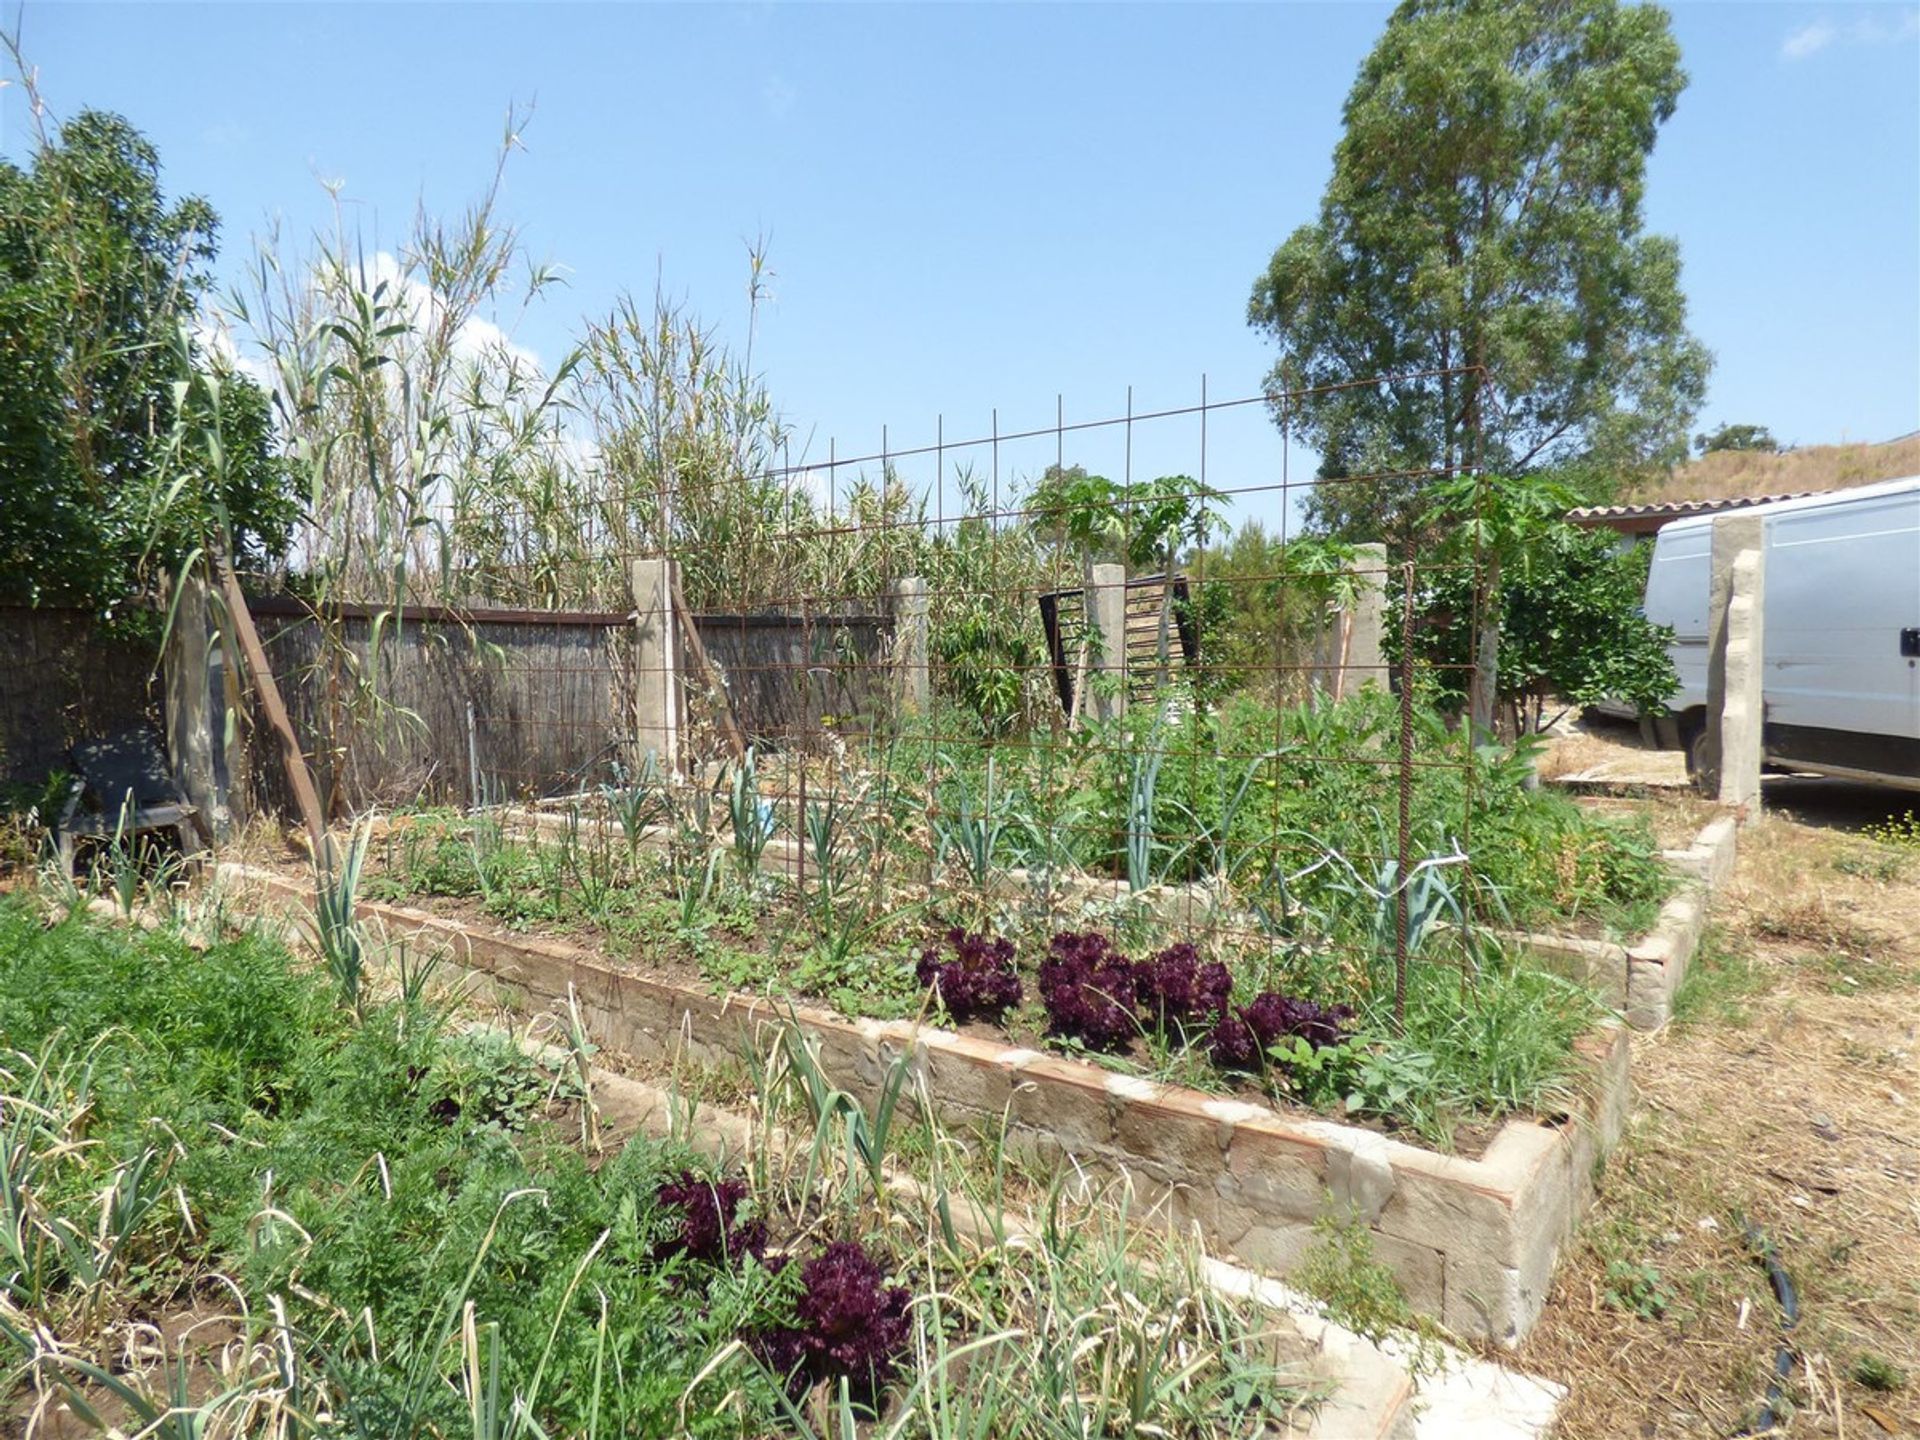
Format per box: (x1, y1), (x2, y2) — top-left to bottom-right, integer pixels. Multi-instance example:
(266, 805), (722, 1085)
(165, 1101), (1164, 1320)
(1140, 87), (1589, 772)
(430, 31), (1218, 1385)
(1622, 430), (1920, 505)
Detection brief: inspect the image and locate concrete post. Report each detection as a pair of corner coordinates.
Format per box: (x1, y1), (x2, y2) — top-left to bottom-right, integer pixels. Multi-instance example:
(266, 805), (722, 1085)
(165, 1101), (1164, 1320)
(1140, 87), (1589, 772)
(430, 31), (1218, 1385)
(630, 558), (683, 774)
(1703, 514), (1766, 808)
(891, 576), (930, 715)
(1337, 542), (1388, 700)
(163, 574), (222, 845)
(1087, 563), (1129, 723)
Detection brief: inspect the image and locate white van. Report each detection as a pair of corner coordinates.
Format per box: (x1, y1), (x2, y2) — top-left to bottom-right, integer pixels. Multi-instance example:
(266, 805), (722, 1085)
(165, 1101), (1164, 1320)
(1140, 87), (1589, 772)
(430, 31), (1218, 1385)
(1641, 476), (1920, 790)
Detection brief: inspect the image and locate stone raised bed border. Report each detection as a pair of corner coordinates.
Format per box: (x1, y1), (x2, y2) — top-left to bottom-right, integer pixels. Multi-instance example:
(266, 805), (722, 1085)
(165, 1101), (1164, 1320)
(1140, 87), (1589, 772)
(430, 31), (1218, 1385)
(1509, 812), (1738, 1031)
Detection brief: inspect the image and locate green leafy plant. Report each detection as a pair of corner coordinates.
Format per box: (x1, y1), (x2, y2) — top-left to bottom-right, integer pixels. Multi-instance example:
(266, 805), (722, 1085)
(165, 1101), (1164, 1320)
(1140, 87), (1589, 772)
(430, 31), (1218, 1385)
(1865, 810), (1920, 853)
(930, 756), (1017, 892)
(1295, 1210), (1419, 1344)
(727, 749), (779, 878)
(1850, 1352), (1906, 1393)
(1602, 1259), (1675, 1320)
(308, 821), (374, 1014)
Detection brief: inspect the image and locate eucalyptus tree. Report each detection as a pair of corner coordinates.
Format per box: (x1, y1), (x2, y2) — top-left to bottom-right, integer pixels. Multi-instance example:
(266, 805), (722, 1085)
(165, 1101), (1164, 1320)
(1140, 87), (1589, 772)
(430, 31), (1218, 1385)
(1249, 0), (1712, 549)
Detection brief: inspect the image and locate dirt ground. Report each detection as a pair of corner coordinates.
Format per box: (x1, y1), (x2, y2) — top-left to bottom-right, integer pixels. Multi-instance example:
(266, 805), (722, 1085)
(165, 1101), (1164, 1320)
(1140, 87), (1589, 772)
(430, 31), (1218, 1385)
(1519, 773), (1920, 1439)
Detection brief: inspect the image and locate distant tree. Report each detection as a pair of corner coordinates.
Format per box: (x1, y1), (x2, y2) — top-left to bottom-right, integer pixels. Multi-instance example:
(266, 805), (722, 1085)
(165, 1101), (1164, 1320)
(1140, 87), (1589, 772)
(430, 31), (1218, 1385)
(1693, 423), (1779, 456)
(1248, 0), (1712, 549)
(0, 107), (291, 623)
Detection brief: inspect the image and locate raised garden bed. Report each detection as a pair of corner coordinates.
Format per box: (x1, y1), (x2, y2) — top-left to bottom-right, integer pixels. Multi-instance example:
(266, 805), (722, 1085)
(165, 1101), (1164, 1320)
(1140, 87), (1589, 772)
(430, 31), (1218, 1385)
(1, 896), (1367, 1438)
(1502, 813), (1737, 1029)
(221, 858), (1634, 1344)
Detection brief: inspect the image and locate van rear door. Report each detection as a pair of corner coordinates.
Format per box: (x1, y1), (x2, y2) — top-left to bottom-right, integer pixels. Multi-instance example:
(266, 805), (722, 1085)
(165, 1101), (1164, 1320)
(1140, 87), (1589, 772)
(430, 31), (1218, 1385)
(1643, 519), (1712, 715)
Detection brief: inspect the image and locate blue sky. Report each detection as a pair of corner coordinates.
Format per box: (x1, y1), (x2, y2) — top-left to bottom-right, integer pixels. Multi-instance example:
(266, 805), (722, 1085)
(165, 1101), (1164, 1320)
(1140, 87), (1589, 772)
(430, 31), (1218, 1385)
(6, 2), (1918, 531)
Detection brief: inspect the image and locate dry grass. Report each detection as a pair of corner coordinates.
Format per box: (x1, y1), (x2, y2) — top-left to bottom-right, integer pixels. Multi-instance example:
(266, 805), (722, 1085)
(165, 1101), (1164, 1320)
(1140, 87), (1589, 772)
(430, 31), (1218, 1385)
(1536, 712), (1692, 790)
(1519, 812), (1920, 1439)
(1622, 432), (1920, 506)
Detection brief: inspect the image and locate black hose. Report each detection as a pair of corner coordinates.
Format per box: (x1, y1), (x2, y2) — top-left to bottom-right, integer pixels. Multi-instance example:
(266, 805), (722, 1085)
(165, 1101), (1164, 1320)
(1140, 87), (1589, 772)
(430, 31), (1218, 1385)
(1735, 1223), (1799, 1436)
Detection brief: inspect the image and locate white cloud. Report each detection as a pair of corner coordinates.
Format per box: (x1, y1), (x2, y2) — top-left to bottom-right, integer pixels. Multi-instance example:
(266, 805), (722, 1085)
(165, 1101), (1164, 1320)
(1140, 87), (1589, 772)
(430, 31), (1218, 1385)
(1782, 7), (1919, 59)
(361, 250), (544, 376)
(1781, 19), (1836, 58)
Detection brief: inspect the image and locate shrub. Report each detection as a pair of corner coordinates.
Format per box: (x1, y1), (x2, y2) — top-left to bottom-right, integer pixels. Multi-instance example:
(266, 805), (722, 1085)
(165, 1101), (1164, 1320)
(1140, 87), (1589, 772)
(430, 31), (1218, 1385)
(653, 1171), (768, 1265)
(753, 1240), (911, 1405)
(1038, 931), (1141, 1050)
(915, 928), (1022, 1023)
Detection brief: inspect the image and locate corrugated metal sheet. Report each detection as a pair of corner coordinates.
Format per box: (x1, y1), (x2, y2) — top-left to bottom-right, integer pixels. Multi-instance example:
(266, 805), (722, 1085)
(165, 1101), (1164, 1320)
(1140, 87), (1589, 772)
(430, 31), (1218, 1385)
(1566, 491), (1822, 527)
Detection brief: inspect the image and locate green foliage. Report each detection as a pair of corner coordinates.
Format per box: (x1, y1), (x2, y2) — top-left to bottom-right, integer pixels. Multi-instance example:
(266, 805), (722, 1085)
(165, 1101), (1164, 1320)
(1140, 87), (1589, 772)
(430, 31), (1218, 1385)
(0, 898), (776, 1437)
(1850, 1353), (1906, 1393)
(1413, 520), (1680, 730)
(1694, 422), (1778, 456)
(1602, 1258), (1675, 1319)
(1669, 929), (1766, 1028)
(1295, 1211), (1419, 1342)
(0, 104), (291, 622)
(1249, 0), (1710, 542)
(1864, 810), (1920, 853)
(0, 769), (71, 872)
(1069, 687), (1667, 934)
(0, 900), (1317, 1437)
(429, 1029), (569, 1131)
(1190, 526), (1360, 702)
(924, 472), (1055, 734)
(1342, 954), (1601, 1143)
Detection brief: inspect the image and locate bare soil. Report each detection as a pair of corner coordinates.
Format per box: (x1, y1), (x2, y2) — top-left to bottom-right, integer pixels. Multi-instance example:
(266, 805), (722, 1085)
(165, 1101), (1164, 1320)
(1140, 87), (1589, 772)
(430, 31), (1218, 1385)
(1518, 782), (1920, 1439)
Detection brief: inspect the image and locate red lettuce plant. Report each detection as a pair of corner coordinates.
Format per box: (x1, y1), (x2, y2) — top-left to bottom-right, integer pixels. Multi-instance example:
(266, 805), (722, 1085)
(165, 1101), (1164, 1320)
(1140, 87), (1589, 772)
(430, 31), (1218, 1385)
(752, 1240), (912, 1405)
(1038, 931), (1141, 1050)
(1209, 992), (1354, 1071)
(1134, 942), (1233, 1034)
(916, 928), (1022, 1023)
(653, 1171), (768, 1264)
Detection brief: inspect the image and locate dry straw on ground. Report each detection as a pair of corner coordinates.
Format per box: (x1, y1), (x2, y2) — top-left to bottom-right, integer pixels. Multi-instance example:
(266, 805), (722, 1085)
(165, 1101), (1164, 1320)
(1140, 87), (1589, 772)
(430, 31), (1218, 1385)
(1519, 805), (1920, 1439)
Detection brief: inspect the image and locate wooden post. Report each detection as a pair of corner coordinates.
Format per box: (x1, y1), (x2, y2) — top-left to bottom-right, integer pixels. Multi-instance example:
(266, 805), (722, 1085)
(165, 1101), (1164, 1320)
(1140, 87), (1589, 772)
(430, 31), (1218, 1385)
(214, 556), (327, 855)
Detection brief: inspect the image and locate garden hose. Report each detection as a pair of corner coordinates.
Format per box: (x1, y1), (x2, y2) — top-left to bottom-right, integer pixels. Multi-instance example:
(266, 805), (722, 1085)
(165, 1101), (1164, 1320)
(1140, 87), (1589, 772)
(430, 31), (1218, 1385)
(1733, 1223), (1799, 1436)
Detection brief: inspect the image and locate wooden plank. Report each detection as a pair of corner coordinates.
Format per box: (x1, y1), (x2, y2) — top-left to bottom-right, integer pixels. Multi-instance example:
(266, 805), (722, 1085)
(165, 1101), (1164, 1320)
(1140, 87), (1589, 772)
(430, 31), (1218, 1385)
(216, 557), (327, 851)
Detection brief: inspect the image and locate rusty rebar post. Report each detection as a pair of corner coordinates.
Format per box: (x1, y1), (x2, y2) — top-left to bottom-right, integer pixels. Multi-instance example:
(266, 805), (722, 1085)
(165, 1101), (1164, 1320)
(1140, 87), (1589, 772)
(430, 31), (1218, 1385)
(1395, 552), (1417, 1030)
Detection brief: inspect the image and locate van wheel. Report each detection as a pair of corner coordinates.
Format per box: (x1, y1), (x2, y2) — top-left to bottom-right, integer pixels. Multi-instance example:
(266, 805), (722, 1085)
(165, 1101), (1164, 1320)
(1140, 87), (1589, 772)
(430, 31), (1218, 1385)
(1679, 714), (1710, 788)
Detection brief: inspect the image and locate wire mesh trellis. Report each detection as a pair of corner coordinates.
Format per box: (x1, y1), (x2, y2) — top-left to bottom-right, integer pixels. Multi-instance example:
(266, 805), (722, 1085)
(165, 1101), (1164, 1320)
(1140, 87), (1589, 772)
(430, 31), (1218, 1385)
(254, 370), (1497, 1032)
